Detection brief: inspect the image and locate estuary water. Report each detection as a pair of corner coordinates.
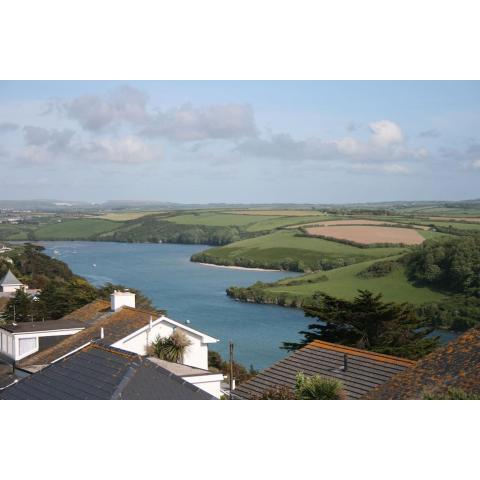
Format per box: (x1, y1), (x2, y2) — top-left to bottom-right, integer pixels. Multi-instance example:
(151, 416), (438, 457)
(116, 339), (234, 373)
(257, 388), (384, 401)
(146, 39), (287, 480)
(41, 241), (309, 370)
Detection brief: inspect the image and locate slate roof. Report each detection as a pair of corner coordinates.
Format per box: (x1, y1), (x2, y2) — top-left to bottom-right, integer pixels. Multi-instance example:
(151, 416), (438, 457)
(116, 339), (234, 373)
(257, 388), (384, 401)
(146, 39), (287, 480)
(0, 269), (23, 286)
(1, 343), (216, 400)
(1, 319), (86, 333)
(366, 327), (480, 399)
(18, 302), (158, 370)
(234, 340), (416, 400)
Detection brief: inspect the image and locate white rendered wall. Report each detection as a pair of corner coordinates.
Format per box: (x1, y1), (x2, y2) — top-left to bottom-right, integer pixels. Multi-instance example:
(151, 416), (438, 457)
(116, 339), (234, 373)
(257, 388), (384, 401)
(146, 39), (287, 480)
(110, 292), (136, 311)
(184, 374), (224, 398)
(112, 321), (209, 370)
(0, 328), (83, 361)
(1, 284), (22, 293)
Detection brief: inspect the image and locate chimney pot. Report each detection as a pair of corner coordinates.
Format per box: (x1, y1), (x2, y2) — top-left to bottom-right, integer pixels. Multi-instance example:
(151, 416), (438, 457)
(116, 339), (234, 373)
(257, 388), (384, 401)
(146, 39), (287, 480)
(110, 290), (136, 311)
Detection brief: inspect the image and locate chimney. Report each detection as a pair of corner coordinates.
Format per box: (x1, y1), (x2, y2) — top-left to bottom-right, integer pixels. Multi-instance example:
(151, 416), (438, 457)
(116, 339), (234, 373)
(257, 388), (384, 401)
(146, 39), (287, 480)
(110, 290), (136, 311)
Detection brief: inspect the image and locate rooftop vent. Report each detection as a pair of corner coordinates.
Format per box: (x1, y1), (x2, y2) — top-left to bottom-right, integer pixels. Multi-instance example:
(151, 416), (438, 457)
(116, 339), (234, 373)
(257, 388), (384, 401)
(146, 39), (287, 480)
(110, 290), (136, 312)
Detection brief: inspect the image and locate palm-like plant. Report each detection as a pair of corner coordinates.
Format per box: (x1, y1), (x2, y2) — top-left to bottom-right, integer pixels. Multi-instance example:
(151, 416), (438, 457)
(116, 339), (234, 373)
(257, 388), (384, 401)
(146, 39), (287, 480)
(295, 372), (346, 400)
(150, 330), (191, 363)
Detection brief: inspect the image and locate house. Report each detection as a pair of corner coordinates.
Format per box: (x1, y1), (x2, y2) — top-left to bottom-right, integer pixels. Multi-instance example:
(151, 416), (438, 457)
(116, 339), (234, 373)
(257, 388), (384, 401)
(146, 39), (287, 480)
(233, 339), (416, 399)
(0, 342), (216, 400)
(0, 269), (27, 294)
(0, 290), (224, 397)
(366, 327), (480, 399)
(0, 319), (86, 363)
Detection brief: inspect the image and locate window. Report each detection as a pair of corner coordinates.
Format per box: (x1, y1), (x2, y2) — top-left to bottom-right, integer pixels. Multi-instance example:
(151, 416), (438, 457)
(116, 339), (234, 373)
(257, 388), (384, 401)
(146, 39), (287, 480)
(18, 337), (37, 356)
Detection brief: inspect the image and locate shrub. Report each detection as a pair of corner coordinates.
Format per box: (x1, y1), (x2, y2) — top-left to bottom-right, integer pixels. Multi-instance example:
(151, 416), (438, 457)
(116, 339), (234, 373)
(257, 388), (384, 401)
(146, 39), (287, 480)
(150, 330), (191, 363)
(295, 372), (346, 400)
(253, 385), (296, 400)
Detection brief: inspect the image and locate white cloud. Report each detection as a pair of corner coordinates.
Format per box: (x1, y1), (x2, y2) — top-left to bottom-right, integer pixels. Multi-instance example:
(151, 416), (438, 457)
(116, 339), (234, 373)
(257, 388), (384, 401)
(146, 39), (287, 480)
(142, 103), (257, 141)
(237, 119), (424, 168)
(59, 86), (257, 142)
(351, 163), (410, 175)
(64, 85), (148, 131)
(369, 120), (404, 147)
(0, 122), (18, 133)
(472, 159), (480, 169)
(80, 136), (159, 164)
(23, 126), (75, 152)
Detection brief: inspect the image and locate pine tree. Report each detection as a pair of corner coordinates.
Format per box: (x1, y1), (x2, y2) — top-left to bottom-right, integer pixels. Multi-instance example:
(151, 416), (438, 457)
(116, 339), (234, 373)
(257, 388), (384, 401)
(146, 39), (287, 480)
(2, 289), (33, 323)
(283, 290), (439, 360)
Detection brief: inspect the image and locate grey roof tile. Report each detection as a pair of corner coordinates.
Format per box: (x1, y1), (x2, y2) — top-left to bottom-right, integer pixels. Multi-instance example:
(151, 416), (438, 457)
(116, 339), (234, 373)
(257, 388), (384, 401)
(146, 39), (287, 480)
(1, 343), (216, 400)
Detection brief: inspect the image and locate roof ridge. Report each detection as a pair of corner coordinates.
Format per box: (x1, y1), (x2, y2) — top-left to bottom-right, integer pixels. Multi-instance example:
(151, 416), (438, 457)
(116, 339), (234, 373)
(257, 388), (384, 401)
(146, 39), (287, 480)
(122, 305), (159, 316)
(305, 340), (416, 367)
(0, 269), (23, 285)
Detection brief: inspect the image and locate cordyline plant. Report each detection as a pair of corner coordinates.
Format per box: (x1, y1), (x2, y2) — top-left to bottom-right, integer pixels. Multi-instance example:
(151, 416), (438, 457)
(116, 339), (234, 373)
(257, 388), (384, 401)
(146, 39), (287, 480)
(254, 373), (346, 400)
(295, 372), (346, 400)
(150, 330), (191, 363)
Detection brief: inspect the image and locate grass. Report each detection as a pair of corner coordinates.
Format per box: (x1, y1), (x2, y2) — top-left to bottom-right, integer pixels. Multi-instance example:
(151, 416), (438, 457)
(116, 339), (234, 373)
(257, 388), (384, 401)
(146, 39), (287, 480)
(198, 230), (408, 270)
(95, 211), (161, 221)
(229, 209), (327, 216)
(34, 219), (123, 239)
(165, 212), (280, 227)
(265, 258), (447, 305)
(245, 216), (331, 232)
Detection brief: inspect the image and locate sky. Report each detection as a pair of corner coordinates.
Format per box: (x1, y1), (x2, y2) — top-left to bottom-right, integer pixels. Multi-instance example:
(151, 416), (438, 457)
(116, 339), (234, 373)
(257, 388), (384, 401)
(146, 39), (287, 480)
(0, 80), (479, 204)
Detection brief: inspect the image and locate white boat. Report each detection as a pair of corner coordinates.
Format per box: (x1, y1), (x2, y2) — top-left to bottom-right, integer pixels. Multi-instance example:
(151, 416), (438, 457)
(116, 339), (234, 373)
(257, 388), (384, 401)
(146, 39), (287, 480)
(92, 263), (96, 267)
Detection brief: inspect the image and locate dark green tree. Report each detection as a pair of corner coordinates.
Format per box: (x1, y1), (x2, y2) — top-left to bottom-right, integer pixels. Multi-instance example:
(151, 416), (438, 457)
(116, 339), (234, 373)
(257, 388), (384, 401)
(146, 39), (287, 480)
(2, 289), (34, 323)
(283, 290), (439, 360)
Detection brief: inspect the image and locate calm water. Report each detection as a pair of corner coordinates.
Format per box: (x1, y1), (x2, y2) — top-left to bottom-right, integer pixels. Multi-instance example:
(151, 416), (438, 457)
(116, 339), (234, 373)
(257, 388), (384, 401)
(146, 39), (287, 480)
(40, 242), (309, 369)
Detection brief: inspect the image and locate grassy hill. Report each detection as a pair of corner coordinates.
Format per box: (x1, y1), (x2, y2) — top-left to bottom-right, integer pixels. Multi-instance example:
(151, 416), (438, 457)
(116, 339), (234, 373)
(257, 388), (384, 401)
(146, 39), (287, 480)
(191, 230), (408, 271)
(34, 219), (124, 240)
(226, 257), (447, 307)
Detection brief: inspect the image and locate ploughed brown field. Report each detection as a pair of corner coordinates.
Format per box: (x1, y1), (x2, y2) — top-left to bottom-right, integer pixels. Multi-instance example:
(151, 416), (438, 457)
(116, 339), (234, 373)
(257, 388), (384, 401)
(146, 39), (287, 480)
(305, 225), (426, 245)
(291, 218), (430, 230)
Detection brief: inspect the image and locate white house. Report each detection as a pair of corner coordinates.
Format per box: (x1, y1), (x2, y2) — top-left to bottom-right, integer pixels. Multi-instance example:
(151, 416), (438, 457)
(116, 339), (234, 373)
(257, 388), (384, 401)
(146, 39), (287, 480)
(4, 290), (225, 397)
(0, 320), (85, 362)
(0, 269), (27, 294)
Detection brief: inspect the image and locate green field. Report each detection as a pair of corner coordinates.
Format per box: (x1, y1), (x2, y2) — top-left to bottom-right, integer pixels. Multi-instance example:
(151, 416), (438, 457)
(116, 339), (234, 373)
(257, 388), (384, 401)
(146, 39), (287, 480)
(34, 219), (123, 239)
(192, 230), (408, 271)
(265, 259), (446, 305)
(245, 215), (332, 232)
(165, 212), (280, 227)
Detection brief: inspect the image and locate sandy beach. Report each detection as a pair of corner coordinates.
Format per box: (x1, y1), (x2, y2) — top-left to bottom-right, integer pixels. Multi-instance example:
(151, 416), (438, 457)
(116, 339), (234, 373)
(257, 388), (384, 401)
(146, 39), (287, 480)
(196, 262), (282, 272)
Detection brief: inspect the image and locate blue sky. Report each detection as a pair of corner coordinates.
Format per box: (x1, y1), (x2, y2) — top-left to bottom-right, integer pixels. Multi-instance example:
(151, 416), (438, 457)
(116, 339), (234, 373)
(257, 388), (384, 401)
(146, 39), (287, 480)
(0, 81), (479, 203)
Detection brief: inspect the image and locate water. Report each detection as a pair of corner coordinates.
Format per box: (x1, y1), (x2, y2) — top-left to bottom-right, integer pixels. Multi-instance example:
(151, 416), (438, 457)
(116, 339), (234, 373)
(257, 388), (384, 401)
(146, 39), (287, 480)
(40, 241), (309, 370)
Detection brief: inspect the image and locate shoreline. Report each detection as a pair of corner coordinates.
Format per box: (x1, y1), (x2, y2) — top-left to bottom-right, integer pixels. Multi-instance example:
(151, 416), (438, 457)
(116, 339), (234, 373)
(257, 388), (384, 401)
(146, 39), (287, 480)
(196, 262), (283, 272)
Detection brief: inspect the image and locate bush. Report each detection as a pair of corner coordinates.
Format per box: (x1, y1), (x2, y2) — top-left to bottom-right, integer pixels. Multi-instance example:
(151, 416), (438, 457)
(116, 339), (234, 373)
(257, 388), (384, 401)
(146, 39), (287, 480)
(150, 330), (191, 363)
(295, 372), (346, 400)
(357, 260), (399, 278)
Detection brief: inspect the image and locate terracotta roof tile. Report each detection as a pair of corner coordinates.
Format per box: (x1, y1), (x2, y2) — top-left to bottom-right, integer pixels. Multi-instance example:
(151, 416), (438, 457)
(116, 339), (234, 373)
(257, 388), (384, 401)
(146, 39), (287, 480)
(18, 302), (157, 370)
(366, 327), (480, 399)
(234, 340), (415, 400)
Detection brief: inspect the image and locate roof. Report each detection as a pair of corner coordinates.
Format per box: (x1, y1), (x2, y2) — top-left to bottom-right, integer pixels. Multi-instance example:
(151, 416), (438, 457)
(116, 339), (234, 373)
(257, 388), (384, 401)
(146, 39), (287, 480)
(159, 316), (219, 343)
(18, 302), (158, 370)
(147, 357), (215, 377)
(366, 328), (480, 399)
(234, 340), (416, 400)
(0, 269), (23, 286)
(1, 319), (85, 333)
(1, 343), (216, 400)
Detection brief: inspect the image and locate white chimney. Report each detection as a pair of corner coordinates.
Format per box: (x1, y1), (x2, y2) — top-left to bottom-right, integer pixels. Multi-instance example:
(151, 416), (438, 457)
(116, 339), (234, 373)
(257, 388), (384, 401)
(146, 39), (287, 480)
(110, 290), (136, 311)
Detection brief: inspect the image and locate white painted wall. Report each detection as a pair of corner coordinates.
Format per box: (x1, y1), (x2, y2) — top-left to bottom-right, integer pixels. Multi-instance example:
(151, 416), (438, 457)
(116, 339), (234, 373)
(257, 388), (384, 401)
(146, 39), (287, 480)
(183, 374), (224, 398)
(0, 327), (84, 361)
(110, 291), (136, 311)
(112, 319), (210, 370)
(1, 284), (23, 293)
